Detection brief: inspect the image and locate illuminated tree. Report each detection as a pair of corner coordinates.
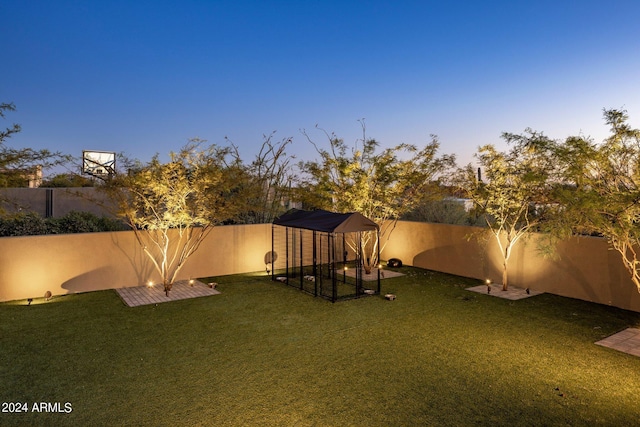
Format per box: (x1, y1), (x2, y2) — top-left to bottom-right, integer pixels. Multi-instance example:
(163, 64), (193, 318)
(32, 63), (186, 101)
(457, 130), (556, 290)
(554, 109), (640, 293)
(102, 141), (245, 295)
(299, 123), (455, 273)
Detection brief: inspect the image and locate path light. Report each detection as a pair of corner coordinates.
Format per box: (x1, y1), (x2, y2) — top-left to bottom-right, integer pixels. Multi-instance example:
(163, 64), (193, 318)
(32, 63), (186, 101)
(189, 279), (194, 287)
(147, 281), (154, 288)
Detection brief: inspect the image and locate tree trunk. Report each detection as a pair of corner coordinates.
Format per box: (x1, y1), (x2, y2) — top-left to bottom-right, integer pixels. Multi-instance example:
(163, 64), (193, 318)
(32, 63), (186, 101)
(364, 254), (372, 274)
(164, 281), (172, 297)
(502, 260), (508, 291)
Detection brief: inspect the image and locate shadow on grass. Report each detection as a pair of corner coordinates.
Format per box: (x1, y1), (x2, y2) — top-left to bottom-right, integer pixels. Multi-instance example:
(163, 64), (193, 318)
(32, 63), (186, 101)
(1, 266), (639, 426)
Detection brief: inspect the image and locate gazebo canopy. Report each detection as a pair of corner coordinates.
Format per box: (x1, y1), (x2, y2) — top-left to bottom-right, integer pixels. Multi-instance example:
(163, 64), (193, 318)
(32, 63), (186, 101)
(273, 209), (378, 233)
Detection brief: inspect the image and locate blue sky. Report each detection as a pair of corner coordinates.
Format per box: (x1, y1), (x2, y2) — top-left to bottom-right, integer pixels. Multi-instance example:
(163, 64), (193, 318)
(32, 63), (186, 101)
(3, 0), (640, 170)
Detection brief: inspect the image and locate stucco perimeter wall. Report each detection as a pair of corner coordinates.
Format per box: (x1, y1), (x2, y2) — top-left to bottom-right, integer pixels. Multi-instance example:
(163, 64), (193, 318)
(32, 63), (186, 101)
(0, 188), (115, 217)
(382, 221), (640, 313)
(0, 223), (272, 302)
(4, 220), (640, 311)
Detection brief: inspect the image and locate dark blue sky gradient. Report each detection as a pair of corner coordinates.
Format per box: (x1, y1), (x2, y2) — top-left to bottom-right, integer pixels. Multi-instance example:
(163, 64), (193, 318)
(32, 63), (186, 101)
(3, 0), (640, 168)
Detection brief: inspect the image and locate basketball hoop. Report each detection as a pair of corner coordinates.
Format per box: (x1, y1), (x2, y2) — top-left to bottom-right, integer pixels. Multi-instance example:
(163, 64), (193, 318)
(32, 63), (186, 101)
(82, 150), (116, 179)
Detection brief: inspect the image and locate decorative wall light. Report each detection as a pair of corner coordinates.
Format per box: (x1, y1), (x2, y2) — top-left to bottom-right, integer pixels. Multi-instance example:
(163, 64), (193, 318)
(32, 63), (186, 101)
(264, 251), (278, 274)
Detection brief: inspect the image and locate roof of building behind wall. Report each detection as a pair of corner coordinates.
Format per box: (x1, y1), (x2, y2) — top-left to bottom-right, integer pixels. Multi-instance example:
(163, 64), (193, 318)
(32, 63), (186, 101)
(273, 209), (378, 233)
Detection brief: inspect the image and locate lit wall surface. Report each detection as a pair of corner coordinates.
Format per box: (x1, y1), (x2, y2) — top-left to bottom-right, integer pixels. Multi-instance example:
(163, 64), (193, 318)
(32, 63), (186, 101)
(1, 221), (639, 312)
(381, 222), (640, 313)
(0, 223), (272, 302)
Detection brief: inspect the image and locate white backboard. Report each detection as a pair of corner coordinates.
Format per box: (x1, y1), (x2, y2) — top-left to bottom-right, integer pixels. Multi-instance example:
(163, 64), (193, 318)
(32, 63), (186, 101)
(82, 150), (116, 177)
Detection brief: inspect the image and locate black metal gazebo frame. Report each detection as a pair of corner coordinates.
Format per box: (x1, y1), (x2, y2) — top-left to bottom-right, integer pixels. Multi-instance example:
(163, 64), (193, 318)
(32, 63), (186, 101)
(271, 209), (381, 302)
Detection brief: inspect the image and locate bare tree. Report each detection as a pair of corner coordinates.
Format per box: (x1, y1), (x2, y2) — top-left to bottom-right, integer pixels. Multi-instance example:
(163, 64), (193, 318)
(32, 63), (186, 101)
(0, 102), (70, 190)
(232, 132), (296, 224)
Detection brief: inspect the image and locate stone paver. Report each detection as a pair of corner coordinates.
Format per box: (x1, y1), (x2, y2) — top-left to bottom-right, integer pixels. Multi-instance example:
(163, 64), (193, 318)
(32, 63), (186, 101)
(596, 328), (640, 357)
(115, 279), (220, 307)
(466, 284), (543, 300)
(343, 267), (404, 281)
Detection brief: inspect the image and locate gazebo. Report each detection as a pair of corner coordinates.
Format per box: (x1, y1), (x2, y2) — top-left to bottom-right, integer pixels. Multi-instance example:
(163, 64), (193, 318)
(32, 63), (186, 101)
(271, 209), (381, 302)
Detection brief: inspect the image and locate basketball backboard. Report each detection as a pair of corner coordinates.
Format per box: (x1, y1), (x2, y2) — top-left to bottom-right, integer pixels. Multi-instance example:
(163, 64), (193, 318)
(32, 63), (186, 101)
(82, 150), (116, 178)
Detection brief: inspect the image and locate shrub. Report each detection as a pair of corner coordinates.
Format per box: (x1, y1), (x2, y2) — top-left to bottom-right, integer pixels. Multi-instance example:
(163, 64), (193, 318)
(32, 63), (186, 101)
(50, 211), (126, 234)
(0, 212), (49, 236)
(0, 211), (127, 236)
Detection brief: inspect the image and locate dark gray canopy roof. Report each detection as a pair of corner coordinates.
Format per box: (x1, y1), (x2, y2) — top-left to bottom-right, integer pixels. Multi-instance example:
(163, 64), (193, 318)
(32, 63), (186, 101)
(273, 209), (379, 233)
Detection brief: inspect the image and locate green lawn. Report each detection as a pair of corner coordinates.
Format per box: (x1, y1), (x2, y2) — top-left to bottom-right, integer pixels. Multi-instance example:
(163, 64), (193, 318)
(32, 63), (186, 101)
(1, 267), (639, 426)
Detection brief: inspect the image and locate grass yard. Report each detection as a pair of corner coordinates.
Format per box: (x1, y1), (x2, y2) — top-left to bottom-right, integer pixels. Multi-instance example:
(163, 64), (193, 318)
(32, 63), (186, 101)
(1, 267), (639, 426)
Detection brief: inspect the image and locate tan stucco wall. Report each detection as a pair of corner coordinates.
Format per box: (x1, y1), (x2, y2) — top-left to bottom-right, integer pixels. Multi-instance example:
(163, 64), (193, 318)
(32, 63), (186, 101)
(0, 223), (272, 302)
(2, 220), (640, 312)
(382, 221), (640, 312)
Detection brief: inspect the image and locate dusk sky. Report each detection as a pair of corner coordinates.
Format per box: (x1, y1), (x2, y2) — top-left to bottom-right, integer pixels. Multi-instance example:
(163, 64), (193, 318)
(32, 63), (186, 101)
(3, 0), (640, 171)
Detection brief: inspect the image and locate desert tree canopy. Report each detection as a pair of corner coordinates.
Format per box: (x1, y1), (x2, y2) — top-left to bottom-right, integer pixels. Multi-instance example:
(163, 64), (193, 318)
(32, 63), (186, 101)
(553, 108), (640, 293)
(298, 122), (455, 272)
(102, 140), (247, 295)
(456, 129), (558, 290)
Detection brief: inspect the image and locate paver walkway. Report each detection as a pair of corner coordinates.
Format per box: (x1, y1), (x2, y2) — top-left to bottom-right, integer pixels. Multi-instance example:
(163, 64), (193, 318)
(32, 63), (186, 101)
(115, 279), (220, 307)
(466, 284), (543, 300)
(595, 328), (640, 357)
